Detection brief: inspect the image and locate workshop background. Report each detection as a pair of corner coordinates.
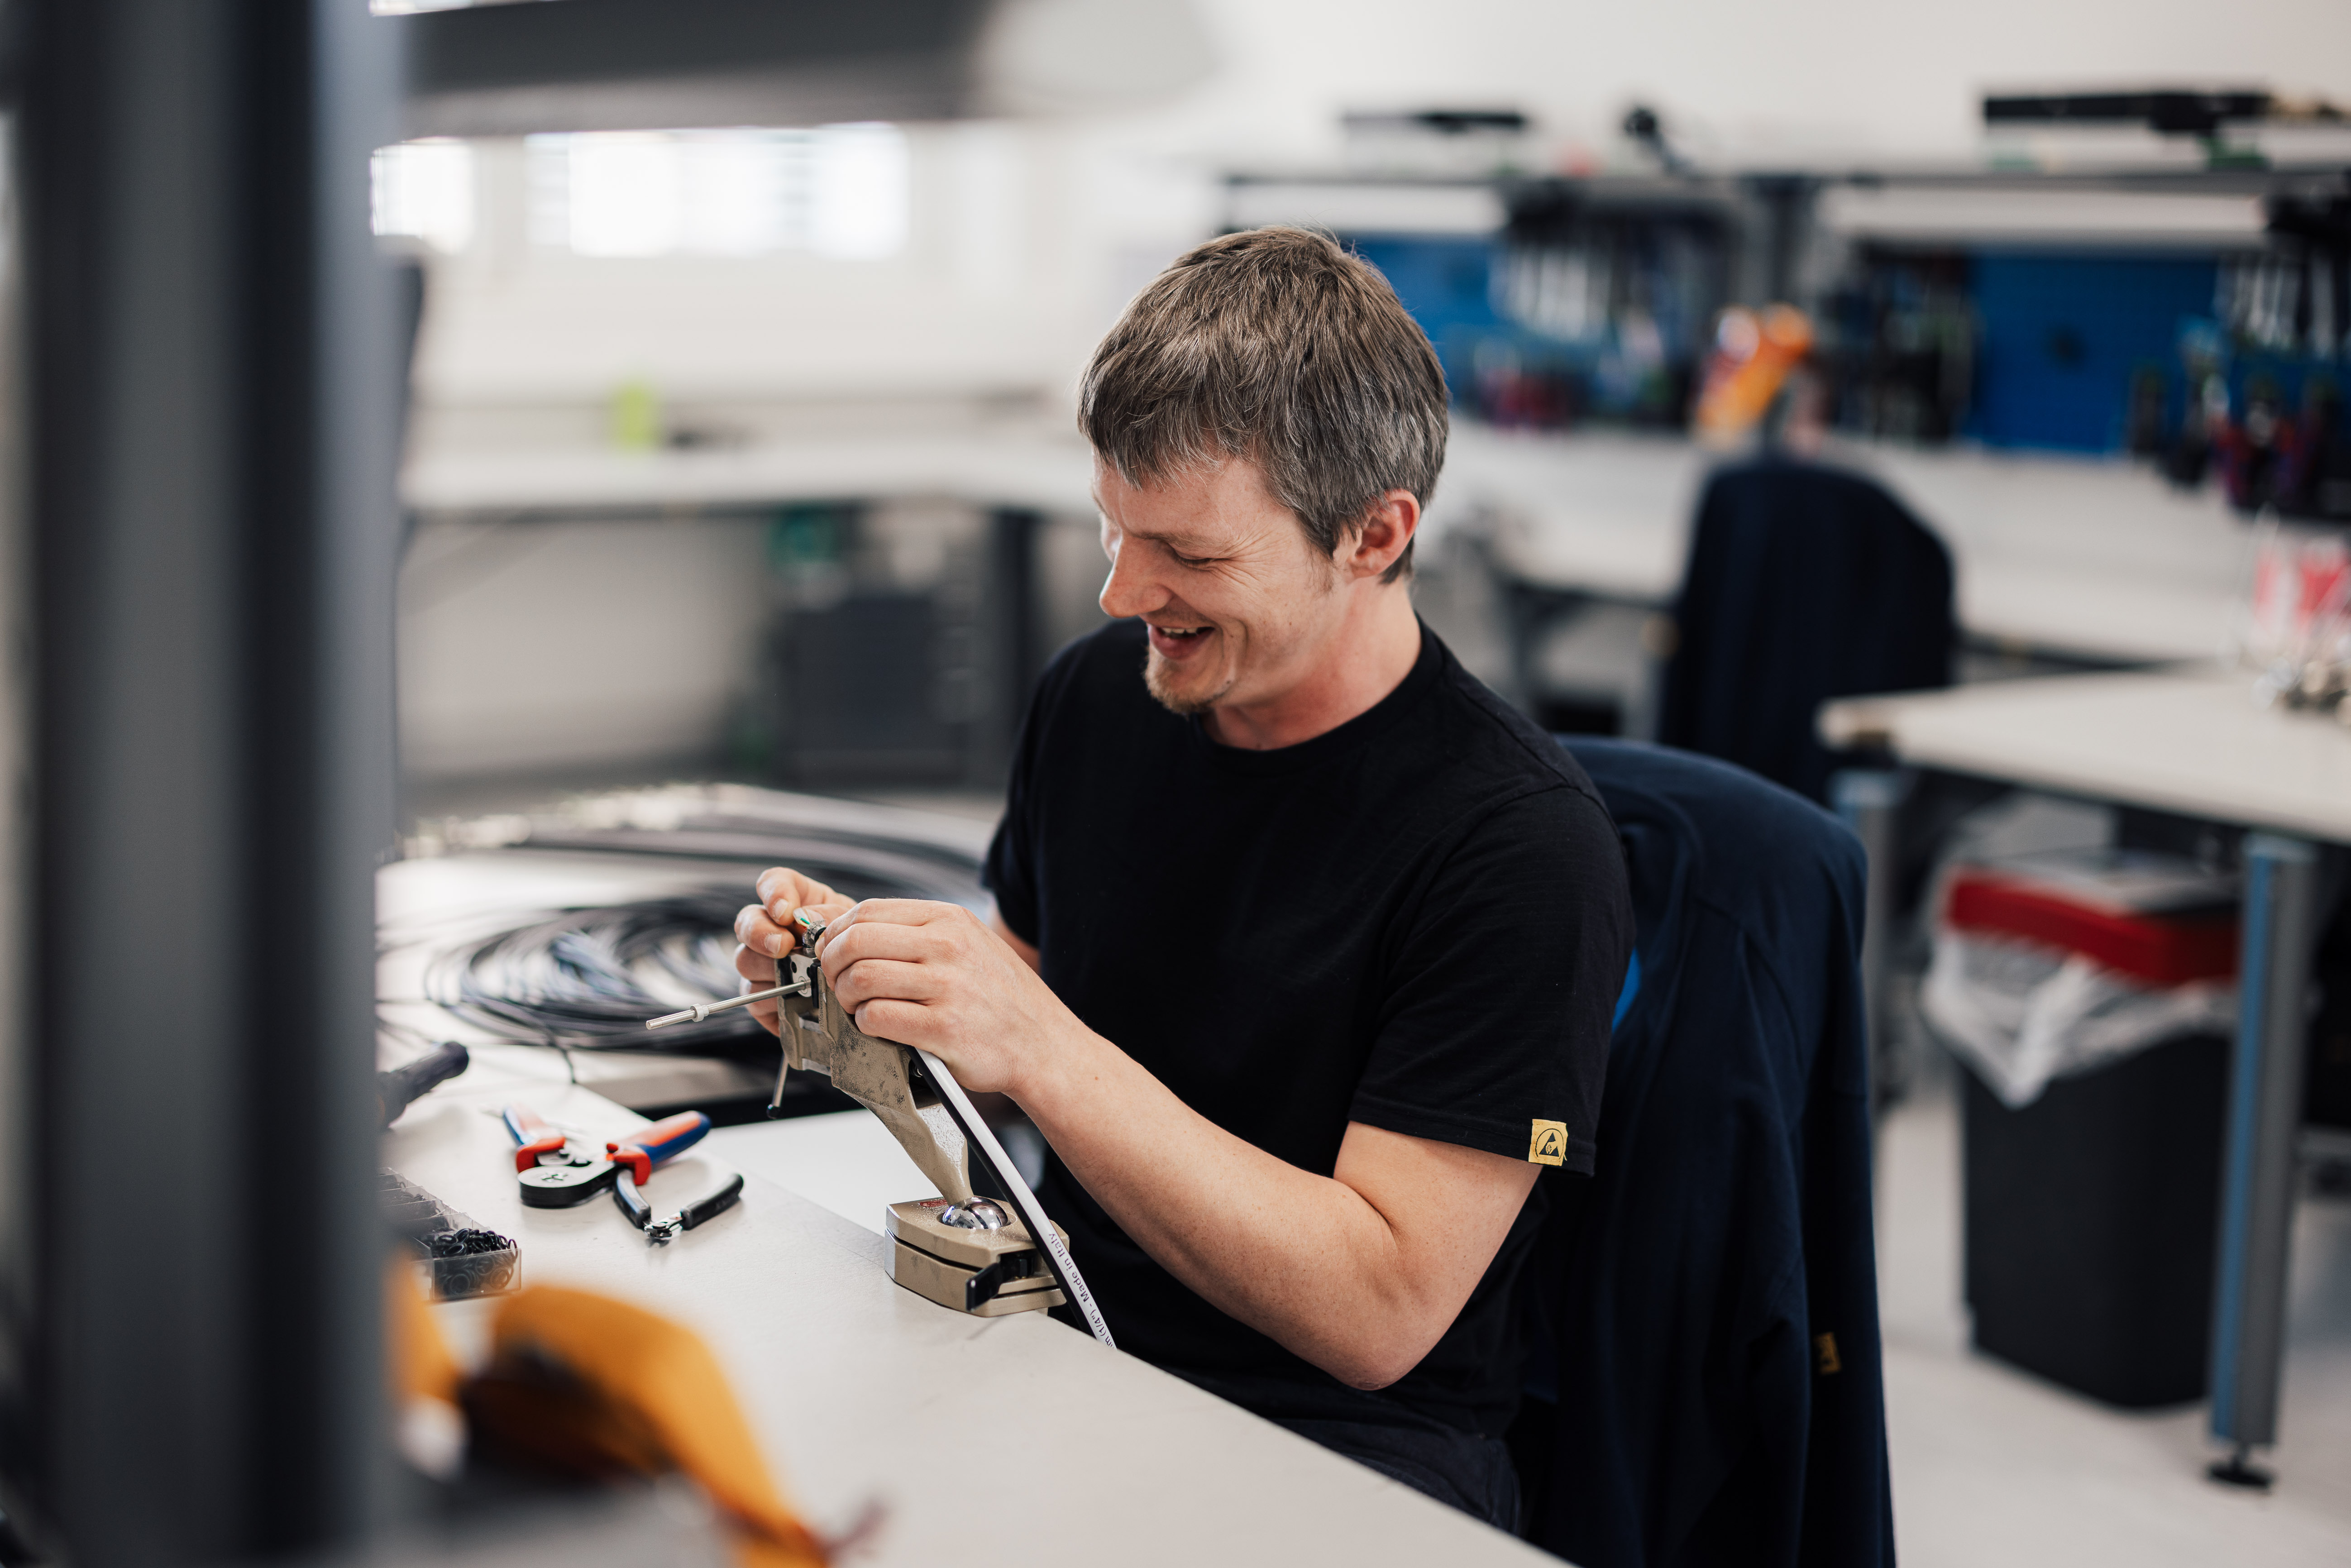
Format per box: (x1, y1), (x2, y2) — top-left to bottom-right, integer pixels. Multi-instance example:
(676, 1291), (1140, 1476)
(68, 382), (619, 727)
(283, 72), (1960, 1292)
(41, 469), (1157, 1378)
(371, 1), (2347, 1564)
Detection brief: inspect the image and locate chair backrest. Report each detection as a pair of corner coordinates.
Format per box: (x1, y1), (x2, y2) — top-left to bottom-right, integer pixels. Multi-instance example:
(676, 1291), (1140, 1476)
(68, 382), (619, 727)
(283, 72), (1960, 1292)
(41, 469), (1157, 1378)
(1516, 737), (1892, 1568)
(1657, 459), (1954, 803)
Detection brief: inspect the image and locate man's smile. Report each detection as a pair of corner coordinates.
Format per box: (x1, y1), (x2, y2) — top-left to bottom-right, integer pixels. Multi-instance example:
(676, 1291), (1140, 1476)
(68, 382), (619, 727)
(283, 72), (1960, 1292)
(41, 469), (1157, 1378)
(1146, 622), (1217, 660)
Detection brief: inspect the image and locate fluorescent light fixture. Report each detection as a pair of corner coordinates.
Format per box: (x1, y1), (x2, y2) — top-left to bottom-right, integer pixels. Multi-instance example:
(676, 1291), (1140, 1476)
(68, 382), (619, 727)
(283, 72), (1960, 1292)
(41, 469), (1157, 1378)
(371, 137), (477, 252)
(529, 124), (909, 259)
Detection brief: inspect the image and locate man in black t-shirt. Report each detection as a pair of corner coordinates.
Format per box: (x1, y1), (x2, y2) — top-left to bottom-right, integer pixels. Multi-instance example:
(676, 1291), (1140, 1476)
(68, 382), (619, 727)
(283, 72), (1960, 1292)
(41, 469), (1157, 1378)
(736, 228), (1630, 1529)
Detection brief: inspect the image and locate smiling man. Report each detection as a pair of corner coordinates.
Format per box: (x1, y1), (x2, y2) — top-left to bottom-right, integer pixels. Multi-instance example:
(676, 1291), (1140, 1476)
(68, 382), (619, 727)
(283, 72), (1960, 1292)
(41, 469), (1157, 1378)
(736, 227), (1630, 1528)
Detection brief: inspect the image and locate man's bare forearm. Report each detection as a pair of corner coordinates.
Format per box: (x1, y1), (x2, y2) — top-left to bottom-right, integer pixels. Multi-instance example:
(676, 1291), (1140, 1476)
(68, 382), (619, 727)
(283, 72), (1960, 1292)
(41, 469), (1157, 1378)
(1011, 1023), (1515, 1389)
(769, 903), (1536, 1388)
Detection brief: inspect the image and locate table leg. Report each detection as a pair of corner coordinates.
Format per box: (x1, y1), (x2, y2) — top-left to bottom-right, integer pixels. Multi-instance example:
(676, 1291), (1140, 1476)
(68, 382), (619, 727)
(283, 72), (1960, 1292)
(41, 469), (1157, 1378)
(2208, 833), (2322, 1486)
(1831, 768), (1911, 1112)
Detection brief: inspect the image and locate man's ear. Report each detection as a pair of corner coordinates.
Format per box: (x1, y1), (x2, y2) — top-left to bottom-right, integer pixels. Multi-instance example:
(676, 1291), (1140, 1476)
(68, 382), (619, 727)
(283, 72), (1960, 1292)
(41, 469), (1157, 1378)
(1344, 489), (1421, 581)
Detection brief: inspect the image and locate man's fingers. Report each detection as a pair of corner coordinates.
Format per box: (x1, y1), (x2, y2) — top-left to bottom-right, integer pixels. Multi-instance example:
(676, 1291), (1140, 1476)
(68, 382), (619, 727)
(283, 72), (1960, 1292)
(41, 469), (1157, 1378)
(736, 904), (793, 958)
(838, 898), (963, 926)
(809, 898), (969, 959)
(755, 866), (839, 913)
(847, 997), (934, 1050)
(797, 898), (856, 937)
(737, 895), (857, 959)
(732, 941), (781, 985)
(741, 987), (783, 1037)
(828, 956), (942, 1011)
(817, 918), (941, 975)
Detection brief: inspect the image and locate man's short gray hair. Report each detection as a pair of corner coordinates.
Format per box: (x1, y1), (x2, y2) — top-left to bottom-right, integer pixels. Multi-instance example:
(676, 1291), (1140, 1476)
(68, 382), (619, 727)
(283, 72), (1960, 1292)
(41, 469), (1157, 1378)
(1077, 226), (1448, 584)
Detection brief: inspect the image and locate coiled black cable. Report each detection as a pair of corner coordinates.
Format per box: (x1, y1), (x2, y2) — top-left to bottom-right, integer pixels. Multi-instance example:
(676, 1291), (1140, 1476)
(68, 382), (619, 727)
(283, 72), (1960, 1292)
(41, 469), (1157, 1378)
(421, 891), (771, 1054)
(392, 790), (991, 1058)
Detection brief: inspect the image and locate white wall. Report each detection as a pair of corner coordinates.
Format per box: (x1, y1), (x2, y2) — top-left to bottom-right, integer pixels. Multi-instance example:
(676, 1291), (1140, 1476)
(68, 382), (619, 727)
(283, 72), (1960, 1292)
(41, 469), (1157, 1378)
(413, 124), (1119, 411)
(397, 516), (770, 779)
(1146, 0), (2351, 167)
(407, 0), (2351, 422)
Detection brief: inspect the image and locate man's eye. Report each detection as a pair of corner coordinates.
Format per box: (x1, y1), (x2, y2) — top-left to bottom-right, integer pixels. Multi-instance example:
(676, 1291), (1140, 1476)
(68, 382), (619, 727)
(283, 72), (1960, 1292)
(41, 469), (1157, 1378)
(1171, 551), (1214, 569)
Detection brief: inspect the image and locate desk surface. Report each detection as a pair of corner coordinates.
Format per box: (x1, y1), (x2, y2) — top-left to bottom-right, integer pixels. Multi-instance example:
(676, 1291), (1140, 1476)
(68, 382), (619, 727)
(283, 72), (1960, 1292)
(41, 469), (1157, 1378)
(389, 1062), (1551, 1568)
(1819, 669), (2351, 844)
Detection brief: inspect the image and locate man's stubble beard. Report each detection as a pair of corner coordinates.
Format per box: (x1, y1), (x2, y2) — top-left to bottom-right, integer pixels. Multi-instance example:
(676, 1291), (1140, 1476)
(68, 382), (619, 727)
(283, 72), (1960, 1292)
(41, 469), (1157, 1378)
(1138, 550), (1335, 718)
(1142, 646), (1238, 717)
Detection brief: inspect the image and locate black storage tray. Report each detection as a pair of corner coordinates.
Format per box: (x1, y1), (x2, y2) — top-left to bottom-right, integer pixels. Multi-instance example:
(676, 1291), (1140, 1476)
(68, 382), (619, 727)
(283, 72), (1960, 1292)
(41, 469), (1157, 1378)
(381, 1168), (519, 1301)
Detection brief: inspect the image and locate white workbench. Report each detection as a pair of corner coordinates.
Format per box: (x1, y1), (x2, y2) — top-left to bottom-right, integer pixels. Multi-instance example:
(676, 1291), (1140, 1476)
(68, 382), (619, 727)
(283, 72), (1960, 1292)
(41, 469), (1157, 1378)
(1442, 426), (2255, 667)
(1819, 668), (2351, 1480)
(1819, 670), (2351, 843)
(387, 1058), (1555, 1568)
(402, 429), (1099, 519)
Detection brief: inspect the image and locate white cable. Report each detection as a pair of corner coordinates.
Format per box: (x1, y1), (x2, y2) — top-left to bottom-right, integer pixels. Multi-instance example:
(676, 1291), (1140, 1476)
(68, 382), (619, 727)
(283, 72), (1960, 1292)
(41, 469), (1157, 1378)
(915, 1048), (1116, 1350)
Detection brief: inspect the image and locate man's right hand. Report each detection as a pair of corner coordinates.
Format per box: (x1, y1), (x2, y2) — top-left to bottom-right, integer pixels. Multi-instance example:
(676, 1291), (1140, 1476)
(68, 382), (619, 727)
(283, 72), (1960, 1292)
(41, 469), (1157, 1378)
(731, 866), (854, 1037)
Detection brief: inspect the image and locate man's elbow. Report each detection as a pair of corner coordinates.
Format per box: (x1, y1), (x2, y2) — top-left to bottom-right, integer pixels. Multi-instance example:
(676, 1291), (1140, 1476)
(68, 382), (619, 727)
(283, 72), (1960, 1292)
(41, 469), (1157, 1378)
(1332, 1352), (1419, 1392)
(1320, 1324), (1444, 1391)
(1338, 1362), (1412, 1393)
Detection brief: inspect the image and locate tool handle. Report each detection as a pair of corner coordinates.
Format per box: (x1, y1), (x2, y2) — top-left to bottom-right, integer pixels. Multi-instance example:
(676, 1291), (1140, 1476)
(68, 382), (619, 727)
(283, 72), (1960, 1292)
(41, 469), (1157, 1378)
(680, 1173), (745, 1231)
(503, 1103), (566, 1174)
(612, 1169), (745, 1240)
(613, 1167), (654, 1230)
(378, 1041), (469, 1127)
(607, 1110), (710, 1185)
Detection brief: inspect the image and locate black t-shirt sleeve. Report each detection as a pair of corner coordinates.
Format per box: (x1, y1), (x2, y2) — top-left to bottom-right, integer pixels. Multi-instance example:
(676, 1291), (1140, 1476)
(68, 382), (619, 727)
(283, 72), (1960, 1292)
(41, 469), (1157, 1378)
(982, 640), (1072, 947)
(1348, 784), (1629, 1176)
(982, 770), (1037, 946)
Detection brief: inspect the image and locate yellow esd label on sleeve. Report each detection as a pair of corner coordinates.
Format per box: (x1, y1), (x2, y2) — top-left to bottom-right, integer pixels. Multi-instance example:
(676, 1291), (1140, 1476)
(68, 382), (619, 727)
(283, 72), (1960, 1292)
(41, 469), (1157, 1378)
(1527, 1120), (1569, 1166)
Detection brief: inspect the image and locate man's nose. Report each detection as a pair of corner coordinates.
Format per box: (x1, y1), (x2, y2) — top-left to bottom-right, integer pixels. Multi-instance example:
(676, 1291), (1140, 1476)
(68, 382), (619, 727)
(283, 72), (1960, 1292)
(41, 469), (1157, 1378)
(1097, 543), (1164, 619)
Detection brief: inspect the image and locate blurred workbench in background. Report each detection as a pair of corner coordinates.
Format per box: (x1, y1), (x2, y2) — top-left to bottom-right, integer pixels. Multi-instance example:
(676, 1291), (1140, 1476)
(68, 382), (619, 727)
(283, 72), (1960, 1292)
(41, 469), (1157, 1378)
(1821, 669), (2351, 1481)
(402, 421), (2254, 768)
(1440, 425), (2250, 668)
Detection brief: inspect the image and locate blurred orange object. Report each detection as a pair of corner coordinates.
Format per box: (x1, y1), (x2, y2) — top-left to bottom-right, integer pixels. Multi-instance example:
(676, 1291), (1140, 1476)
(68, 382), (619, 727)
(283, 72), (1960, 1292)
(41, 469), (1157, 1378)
(463, 1286), (833, 1568)
(388, 1261), (469, 1482)
(387, 1259), (461, 1406)
(1693, 304), (1814, 447)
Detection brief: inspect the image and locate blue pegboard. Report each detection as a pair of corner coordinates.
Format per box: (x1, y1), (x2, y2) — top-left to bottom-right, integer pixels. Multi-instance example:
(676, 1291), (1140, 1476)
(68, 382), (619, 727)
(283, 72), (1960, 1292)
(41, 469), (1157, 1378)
(1343, 235), (1502, 399)
(1966, 252), (2219, 452)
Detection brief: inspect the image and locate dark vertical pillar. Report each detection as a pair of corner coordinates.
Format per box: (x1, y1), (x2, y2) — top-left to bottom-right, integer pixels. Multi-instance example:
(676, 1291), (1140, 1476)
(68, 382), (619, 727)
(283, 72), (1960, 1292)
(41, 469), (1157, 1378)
(15, 2), (401, 1563)
(1741, 173), (1814, 306)
(971, 507), (1041, 789)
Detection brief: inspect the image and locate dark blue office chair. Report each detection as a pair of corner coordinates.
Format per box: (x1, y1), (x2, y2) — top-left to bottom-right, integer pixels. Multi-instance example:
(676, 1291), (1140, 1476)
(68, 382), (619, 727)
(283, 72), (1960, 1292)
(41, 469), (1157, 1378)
(1512, 738), (1893, 1568)
(1657, 459), (1954, 803)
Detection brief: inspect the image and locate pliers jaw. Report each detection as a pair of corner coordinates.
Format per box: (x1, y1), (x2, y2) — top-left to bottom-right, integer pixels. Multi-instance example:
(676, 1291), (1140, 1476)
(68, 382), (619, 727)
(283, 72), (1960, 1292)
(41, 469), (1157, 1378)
(516, 1150), (622, 1208)
(504, 1105), (621, 1206)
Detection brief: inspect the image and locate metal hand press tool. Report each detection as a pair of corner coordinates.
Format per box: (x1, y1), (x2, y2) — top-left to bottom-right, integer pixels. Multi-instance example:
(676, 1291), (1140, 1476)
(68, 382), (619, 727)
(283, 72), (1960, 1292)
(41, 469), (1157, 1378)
(647, 908), (1114, 1347)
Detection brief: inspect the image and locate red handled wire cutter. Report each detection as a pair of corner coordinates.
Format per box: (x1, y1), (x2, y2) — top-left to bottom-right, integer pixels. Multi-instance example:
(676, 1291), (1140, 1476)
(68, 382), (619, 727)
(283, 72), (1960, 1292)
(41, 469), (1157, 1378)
(502, 1104), (742, 1242)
